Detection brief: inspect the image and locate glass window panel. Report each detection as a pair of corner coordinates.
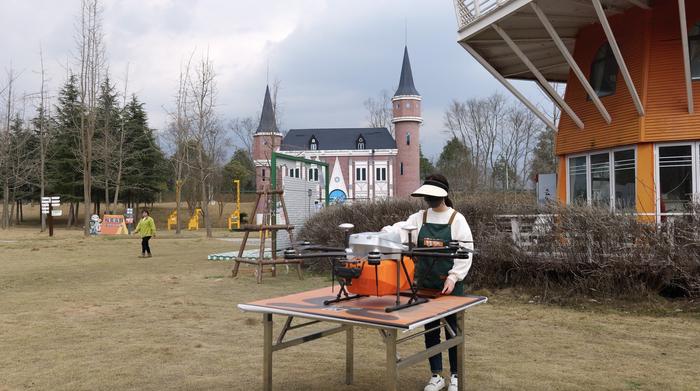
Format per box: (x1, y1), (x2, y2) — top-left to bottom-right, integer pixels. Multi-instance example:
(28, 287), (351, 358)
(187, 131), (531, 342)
(590, 153), (610, 207)
(589, 43), (618, 97)
(569, 156), (588, 204)
(690, 23), (700, 79)
(658, 145), (693, 213)
(614, 149), (636, 210)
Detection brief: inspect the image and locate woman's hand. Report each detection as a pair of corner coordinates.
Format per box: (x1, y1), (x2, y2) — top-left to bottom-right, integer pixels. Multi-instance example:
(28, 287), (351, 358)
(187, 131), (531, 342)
(441, 278), (455, 295)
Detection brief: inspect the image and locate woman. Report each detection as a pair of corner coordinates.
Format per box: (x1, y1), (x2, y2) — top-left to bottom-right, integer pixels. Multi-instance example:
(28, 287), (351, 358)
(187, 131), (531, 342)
(382, 174), (473, 391)
(133, 210), (156, 258)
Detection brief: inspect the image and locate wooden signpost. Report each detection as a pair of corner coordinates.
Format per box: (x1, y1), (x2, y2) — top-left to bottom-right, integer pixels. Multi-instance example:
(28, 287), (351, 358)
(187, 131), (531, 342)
(41, 196), (61, 237)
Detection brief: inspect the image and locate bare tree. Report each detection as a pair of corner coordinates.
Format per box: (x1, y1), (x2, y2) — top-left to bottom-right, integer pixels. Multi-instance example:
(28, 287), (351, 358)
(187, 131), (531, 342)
(229, 116), (256, 155)
(189, 51), (227, 238)
(364, 89), (394, 136)
(36, 46), (51, 231)
(75, 0), (105, 235)
(1, 67), (20, 229)
(165, 55), (194, 234)
(111, 64), (129, 209)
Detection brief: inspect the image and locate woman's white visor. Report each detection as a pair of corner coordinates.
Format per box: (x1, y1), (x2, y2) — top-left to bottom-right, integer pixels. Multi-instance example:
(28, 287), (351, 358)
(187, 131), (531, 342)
(411, 184), (448, 198)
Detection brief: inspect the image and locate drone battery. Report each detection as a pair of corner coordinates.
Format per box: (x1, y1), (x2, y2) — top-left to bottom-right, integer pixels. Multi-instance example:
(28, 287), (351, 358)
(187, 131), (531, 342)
(347, 256), (415, 297)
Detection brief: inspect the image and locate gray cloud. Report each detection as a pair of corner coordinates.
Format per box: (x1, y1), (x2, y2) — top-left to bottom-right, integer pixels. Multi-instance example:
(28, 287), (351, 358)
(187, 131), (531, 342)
(1, 0), (548, 160)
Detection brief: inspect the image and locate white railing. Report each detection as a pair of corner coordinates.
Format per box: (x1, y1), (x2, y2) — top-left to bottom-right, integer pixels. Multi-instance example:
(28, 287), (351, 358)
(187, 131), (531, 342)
(453, 0), (514, 29)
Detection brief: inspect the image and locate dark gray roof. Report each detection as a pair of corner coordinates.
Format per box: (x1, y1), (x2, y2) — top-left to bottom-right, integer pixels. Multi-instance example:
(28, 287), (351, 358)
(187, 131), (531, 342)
(280, 128), (396, 151)
(256, 85), (278, 133)
(394, 46), (420, 97)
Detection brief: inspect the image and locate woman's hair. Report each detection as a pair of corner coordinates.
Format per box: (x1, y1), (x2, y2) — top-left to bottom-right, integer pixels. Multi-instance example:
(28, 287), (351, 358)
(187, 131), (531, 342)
(425, 173), (453, 207)
(142, 210), (150, 215)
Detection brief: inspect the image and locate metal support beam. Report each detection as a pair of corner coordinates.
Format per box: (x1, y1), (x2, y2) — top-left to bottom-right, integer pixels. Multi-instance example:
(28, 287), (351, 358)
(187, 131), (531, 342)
(679, 0), (694, 114)
(493, 23), (585, 129)
(460, 42), (558, 131)
(592, 0), (645, 116)
(624, 0), (651, 10)
(531, 2), (612, 124)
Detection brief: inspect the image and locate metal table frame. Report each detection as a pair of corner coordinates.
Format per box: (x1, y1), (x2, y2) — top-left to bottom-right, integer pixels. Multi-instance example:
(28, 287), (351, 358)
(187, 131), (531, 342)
(239, 298), (486, 391)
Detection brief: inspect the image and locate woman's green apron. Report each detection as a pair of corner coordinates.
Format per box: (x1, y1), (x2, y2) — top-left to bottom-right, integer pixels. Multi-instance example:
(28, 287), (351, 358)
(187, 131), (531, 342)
(415, 210), (465, 297)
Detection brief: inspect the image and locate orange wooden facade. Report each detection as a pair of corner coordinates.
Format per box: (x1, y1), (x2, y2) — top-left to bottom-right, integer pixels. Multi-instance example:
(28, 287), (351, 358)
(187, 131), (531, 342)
(556, 0), (700, 216)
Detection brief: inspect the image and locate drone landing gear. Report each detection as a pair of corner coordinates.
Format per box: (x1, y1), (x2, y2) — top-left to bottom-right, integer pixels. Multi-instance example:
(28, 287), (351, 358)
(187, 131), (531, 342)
(385, 295), (428, 313)
(324, 283), (365, 305)
(384, 258), (430, 313)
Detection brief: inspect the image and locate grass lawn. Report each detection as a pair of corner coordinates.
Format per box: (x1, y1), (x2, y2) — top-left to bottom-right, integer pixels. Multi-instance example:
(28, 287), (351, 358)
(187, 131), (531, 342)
(0, 228), (698, 391)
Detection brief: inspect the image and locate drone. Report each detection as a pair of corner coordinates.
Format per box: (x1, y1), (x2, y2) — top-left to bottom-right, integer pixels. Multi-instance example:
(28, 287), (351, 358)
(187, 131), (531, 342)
(284, 223), (473, 313)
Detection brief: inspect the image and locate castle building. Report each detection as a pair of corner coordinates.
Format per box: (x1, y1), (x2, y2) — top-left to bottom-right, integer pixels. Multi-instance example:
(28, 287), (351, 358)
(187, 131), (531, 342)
(252, 46), (422, 202)
(454, 0), (700, 221)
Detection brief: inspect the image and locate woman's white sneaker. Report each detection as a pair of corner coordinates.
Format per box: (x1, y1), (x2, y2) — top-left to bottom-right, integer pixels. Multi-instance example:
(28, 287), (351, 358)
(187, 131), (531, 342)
(447, 374), (458, 391)
(424, 374), (446, 391)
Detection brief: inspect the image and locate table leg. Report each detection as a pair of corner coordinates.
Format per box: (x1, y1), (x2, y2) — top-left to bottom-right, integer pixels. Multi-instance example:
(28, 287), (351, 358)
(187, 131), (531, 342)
(263, 313), (273, 391)
(456, 311), (465, 391)
(346, 326), (354, 385)
(385, 328), (398, 391)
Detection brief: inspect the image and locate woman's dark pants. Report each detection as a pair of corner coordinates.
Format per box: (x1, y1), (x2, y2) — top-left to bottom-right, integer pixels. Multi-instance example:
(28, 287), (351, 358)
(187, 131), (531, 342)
(141, 236), (152, 255)
(424, 313), (458, 375)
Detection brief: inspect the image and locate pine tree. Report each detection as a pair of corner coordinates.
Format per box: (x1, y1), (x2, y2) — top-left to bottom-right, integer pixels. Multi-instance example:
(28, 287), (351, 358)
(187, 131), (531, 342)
(94, 75), (121, 212)
(48, 75), (83, 203)
(529, 128), (557, 181)
(222, 149), (255, 191)
(121, 95), (168, 205)
(419, 147), (435, 180)
(436, 137), (476, 192)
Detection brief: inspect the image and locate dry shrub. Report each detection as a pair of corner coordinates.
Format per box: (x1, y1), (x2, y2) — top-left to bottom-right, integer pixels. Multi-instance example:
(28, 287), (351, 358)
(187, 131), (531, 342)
(300, 196), (700, 299)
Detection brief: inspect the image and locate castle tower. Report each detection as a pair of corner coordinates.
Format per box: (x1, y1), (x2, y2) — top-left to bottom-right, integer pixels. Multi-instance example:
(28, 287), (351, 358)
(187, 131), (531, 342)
(392, 46), (422, 197)
(252, 85), (283, 191)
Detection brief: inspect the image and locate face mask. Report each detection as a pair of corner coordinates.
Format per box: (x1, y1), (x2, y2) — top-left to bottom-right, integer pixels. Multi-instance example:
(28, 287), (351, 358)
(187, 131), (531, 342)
(424, 196), (443, 209)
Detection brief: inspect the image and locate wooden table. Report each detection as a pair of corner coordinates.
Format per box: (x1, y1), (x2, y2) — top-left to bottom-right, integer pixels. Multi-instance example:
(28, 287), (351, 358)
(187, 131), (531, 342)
(238, 287), (487, 391)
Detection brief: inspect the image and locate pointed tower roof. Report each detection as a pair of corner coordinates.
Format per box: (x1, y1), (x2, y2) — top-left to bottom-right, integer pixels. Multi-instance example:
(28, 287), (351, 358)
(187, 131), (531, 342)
(256, 85), (278, 133)
(394, 46), (420, 97)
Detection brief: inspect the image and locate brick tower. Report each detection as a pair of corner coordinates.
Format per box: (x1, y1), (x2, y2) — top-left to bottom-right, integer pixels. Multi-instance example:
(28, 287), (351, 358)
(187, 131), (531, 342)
(392, 46), (422, 197)
(252, 85), (282, 191)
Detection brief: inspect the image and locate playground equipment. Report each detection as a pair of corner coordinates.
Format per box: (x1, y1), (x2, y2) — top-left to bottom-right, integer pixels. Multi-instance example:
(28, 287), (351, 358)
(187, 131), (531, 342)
(188, 208), (203, 230)
(228, 179), (241, 230)
(167, 210), (177, 230)
(231, 188), (301, 284)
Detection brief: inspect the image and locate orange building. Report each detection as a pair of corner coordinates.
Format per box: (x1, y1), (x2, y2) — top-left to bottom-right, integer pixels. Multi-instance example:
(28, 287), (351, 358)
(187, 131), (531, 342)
(454, 0), (700, 221)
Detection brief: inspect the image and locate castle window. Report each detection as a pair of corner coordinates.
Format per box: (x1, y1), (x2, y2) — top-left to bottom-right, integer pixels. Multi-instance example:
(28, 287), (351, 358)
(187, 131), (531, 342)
(405, 102), (411, 109)
(690, 22), (700, 79)
(376, 167), (387, 181)
(400, 162), (404, 176)
(356, 136), (365, 150)
(355, 167), (367, 181)
(589, 43), (618, 98)
(262, 169), (266, 181)
(406, 132), (411, 146)
(309, 136), (318, 150)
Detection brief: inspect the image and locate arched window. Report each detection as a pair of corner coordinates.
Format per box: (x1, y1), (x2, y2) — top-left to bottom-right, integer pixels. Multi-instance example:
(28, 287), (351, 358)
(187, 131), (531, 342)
(589, 43), (618, 98)
(356, 135), (365, 150)
(689, 22), (700, 79)
(406, 132), (411, 146)
(309, 136), (318, 151)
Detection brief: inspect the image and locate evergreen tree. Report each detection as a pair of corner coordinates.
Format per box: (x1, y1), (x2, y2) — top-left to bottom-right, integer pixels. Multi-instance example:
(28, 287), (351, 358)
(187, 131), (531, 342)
(529, 128), (557, 181)
(436, 136), (475, 192)
(222, 149), (255, 192)
(48, 75), (83, 201)
(94, 75), (121, 210)
(121, 95), (168, 204)
(419, 147), (435, 180)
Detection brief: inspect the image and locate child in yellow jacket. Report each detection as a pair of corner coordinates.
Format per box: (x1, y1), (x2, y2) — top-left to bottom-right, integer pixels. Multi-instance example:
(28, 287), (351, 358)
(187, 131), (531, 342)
(133, 210), (156, 258)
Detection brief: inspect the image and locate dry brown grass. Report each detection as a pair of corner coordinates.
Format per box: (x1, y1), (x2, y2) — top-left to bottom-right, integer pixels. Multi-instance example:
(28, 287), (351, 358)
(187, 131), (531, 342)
(0, 228), (698, 390)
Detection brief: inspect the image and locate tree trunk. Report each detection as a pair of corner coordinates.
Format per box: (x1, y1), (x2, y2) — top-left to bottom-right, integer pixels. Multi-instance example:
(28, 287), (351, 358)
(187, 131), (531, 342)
(1, 180), (9, 229)
(67, 202), (74, 227)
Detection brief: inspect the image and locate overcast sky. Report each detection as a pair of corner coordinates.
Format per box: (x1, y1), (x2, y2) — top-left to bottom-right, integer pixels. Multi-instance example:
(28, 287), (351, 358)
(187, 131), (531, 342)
(1, 0), (547, 159)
